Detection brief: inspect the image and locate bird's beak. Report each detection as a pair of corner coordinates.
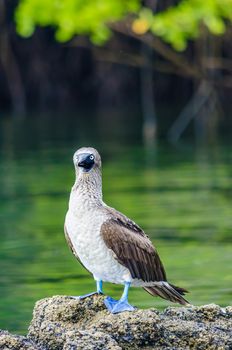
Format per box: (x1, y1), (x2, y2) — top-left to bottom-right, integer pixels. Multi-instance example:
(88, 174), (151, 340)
(77, 153), (94, 171)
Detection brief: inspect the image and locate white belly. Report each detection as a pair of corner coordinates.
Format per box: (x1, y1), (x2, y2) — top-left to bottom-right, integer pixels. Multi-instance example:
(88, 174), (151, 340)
(65, 210), (131, 284)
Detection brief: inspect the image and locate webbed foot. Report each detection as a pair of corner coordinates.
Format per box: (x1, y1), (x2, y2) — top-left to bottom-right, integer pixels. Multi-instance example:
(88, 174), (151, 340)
(104, 296), (136, 313)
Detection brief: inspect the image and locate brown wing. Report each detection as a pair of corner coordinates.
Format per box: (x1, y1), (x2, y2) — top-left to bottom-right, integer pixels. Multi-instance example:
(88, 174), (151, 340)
(101, 217), (167, 282)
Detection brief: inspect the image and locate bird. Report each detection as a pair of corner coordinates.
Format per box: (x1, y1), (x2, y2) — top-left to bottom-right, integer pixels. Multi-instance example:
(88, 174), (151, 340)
(64, 147), (189, 313)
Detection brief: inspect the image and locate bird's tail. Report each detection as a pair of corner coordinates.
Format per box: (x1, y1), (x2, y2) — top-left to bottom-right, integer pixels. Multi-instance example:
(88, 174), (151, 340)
(143, 281), (189, 305)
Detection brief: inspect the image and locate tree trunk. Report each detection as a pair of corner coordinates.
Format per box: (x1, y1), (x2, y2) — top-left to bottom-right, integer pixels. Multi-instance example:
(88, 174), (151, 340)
(0, 0), (26, 115)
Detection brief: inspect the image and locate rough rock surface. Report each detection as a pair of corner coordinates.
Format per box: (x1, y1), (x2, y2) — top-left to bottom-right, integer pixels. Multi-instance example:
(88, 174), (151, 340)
(26, 295), (232, 350)
(0, 330), (41, 350)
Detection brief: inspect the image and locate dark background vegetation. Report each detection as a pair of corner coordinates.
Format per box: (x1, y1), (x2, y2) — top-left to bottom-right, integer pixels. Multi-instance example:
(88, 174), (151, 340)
(1, 0), (232, 142)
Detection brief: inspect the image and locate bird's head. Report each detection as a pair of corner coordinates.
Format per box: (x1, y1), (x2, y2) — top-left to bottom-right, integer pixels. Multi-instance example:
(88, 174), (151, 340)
(73, 147), (101, 174)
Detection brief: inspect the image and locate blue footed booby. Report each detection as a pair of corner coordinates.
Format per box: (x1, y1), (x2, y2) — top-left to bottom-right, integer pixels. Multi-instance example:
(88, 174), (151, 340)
(64, 147), (189, 313)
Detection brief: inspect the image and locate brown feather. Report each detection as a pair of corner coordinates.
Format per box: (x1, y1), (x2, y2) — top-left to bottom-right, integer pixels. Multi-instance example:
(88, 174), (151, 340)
(101, 215), (167, 283)
(101, 210), (189, 305)
(143, 283), (189, 305)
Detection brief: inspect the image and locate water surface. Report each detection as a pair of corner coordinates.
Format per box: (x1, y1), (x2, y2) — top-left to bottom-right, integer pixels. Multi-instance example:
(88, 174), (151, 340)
(0, 115), (231, 333)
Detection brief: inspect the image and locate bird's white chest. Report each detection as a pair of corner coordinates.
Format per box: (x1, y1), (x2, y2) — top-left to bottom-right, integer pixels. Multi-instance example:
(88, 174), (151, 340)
(65, 208), (130, 284)
(65, 209), (104, 264)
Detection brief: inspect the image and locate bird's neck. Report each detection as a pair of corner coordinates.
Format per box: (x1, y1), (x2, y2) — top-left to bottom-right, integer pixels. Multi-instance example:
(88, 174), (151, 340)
(69, 169), (103, 213)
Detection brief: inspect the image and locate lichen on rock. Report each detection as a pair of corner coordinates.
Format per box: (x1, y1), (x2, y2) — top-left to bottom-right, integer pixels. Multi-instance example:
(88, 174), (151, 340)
(26, 295), (232, 350)
(1, 296), (231, 349)
(0, 330), (41, 350)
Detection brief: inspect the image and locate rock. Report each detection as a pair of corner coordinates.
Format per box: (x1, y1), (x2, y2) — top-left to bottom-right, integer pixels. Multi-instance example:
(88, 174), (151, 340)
(27, 295), (232, 350)
(0, 330), (41, 350)
(62, 330), (121, 350)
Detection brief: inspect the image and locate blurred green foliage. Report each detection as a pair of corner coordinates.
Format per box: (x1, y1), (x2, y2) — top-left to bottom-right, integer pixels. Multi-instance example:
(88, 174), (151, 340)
(15, 0), (140, 44)
(141, 0), (232, 50)
(15, 0), (232, 50)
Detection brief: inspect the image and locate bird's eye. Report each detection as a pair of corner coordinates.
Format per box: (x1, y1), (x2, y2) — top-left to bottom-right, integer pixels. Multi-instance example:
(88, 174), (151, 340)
(89, 155), (94, 161)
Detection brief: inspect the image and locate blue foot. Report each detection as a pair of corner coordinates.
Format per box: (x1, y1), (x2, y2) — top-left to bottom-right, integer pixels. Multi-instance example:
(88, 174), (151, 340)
(71, 291), (103, 300)
(104, 296), (136, 313)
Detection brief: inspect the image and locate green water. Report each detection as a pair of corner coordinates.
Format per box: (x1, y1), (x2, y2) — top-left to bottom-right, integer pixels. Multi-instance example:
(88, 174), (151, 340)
(0, 116), (231, 334)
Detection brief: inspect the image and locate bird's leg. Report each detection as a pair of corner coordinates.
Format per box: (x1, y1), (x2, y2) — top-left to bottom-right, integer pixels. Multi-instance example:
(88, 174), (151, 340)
(96, 280), (103, 294)
(71, 279), (103, 300)
(104, 282), (136, 313)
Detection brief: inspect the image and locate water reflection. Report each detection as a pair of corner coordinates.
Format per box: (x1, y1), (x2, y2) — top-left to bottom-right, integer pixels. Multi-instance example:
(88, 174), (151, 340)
(0, 116), (231, 334)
